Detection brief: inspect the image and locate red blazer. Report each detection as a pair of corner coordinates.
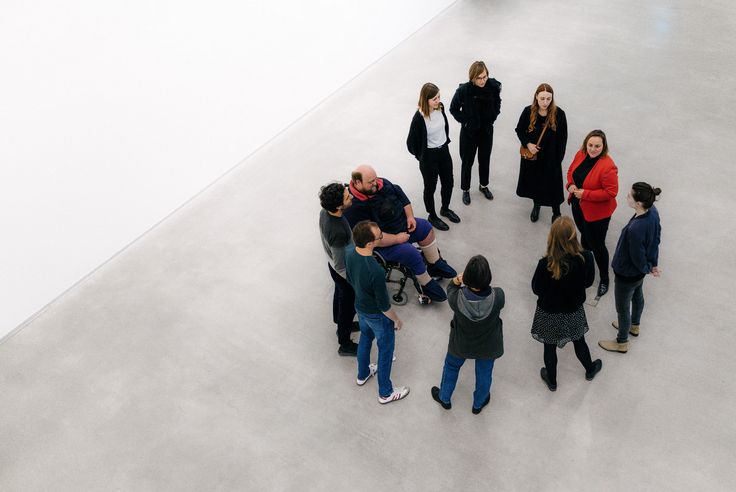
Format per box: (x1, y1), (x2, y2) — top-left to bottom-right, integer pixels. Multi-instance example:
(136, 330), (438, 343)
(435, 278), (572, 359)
(566, 150), (618, 222)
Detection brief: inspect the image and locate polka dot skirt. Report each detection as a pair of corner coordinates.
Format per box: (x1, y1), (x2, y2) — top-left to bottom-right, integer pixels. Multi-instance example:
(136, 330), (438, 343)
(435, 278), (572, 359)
(531, 305), (589, 348)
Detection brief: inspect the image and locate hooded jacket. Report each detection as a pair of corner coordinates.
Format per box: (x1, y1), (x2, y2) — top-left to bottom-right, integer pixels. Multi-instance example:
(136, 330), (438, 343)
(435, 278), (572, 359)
(446, 282), (505, 360)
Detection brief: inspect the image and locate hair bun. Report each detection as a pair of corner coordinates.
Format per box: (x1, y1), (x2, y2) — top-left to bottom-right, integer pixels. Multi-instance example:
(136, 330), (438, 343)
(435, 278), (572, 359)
(653, 187), (662, 196)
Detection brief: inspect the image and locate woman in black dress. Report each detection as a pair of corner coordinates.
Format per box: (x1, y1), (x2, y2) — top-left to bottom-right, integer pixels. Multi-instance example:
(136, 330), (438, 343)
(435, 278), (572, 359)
(407, 83), (460, 231)
(531, 216), (602, 391)
(516, 83), (568, 224)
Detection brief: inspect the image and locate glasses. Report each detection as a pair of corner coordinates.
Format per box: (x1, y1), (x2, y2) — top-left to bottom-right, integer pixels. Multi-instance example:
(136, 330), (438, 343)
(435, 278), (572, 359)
(475, 74), (489, 82)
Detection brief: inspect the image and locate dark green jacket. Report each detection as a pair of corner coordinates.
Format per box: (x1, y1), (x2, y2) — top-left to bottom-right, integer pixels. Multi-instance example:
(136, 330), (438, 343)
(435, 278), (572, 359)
(446, 282), (505, 360)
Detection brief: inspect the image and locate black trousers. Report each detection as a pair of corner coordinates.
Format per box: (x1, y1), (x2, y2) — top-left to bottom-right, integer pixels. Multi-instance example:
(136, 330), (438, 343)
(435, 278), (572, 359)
(460, 127), (494, 191)
(543, 337), (594, 385)
(419, 145), (454, 217)
(571, 201), (611, 283)
(328, 264), (356, 345)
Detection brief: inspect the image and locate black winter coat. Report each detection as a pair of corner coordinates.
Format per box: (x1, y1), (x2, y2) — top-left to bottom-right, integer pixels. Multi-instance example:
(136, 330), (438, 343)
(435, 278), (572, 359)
(515, 106), (568, 206)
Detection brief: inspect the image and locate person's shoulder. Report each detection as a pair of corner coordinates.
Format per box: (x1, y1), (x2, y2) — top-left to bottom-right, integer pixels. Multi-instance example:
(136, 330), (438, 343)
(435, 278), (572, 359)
(522, 105), (532, 115)
(411, 110), (423, 122)
(487, 78), (501, 90)
(556, 107), (566, 116)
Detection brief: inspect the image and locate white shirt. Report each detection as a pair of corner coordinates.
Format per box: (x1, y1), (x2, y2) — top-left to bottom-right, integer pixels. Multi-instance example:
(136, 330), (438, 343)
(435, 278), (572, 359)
(425, 110), (447, 148)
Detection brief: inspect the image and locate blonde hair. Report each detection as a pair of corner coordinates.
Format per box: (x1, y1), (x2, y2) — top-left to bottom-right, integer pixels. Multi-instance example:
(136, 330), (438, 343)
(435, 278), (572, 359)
(545, 216), (584, 280)
(468, 61), (488, 82)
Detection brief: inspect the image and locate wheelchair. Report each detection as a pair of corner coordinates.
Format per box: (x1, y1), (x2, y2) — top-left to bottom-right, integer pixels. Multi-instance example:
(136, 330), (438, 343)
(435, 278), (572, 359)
(373, 250), (431, 305)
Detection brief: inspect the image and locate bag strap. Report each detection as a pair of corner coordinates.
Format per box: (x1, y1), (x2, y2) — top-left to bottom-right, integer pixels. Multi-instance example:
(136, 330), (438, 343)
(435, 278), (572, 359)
(535, 116), (551, 146)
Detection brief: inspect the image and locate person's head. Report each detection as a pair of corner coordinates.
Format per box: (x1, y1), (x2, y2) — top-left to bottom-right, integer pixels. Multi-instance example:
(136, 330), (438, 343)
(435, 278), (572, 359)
(352, 220), (380, 248)
(528, 83), (558, 131)
(627, 182), (662, 210)
(468, 61), (489, 87)
(351, 165), (379, 195)
(418, 83), (441, 117)
(462, 255), (492, 291)
(545, 216), (584, 280)
(581, 129), (608, 159)
(318, 182), (352, 213)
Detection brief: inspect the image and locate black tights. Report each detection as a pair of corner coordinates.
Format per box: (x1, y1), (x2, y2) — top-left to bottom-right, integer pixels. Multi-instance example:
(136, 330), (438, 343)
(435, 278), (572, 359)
(543, 337), (593, 385)
(534, 201), (561, 216)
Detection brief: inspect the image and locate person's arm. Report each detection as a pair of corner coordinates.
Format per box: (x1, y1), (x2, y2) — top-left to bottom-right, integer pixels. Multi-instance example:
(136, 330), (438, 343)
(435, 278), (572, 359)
(531, 259), (547, 296)
(515, 107), (531, 146)
(446, 276), (462, 312)
(494, 287), (505, 310)
(406, 112), (422, 160)
(556, 109), (568, 163)
(492, 81), (502, 119)
(374, 266), (402, 330)
(376, 232), (410, 247)
(581, 161), (619, 202)
(449, 85), (464, 124)
(404, 204), (416, 233)
(626, 224), (652, 275)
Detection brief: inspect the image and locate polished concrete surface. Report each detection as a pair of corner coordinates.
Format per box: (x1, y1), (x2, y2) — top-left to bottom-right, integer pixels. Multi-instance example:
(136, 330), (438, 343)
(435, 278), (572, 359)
(2, 0), (735, 490)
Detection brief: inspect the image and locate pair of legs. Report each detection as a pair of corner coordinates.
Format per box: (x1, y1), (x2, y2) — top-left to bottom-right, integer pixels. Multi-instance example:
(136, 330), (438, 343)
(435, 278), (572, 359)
(438, 353), (494, 409)
(571, 203), (611, 284)
(543, 336), (594, 385)
(614, 276), (645, 342)
(460, 127), (494, 191)
(419, 146), (453, 218)
(532, 200), (561, 216)
(328, 264), (356, 347)
(356, 312), (395, 398)
(376, 218), (439, 280)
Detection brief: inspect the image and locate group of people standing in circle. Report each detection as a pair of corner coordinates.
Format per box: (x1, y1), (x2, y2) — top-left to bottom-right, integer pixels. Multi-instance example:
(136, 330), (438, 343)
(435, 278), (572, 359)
(318, 59), (663, 408)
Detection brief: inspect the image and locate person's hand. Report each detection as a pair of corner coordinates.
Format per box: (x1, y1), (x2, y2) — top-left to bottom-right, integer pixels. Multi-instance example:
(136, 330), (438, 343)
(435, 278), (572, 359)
(572, 188), (584, 199)
(395, 232), (410, 244)
(406, 216), (416, 232)
(526, 143), (540, 155)
(394, 317), (403, 331)
(453, 274), (463, 286)
(651, 266), (662, 277)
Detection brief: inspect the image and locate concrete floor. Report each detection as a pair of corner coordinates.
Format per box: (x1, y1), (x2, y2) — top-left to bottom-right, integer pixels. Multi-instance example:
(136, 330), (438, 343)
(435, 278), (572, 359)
(2, 0), (735, 490)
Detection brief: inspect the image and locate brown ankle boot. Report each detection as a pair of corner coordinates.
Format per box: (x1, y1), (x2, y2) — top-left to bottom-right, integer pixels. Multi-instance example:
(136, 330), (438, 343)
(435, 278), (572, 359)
(612, 320), (640, 337)
(598, 339), (629, 353)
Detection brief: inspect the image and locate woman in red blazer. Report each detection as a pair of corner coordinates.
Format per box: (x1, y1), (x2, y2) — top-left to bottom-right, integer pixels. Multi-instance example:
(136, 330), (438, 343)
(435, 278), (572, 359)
(566, 129), (618, 297)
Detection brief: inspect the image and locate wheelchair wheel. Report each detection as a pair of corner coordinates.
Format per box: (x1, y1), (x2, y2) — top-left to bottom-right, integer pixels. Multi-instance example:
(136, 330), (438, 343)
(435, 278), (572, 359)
(390, 286), (408, 306)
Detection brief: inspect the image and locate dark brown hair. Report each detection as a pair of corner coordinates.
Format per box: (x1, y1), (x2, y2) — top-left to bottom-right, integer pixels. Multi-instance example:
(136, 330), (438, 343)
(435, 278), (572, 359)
(418, 83), (440, 117)
(352, 220), (379, 248)
(581, 129), (609, 158)
(463, 255), (492, 290)
(631, 182), (662, 209)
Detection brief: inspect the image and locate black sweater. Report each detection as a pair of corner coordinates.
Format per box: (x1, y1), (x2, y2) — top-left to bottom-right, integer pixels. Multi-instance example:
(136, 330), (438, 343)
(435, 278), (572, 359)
(532, 251), (594, 313)
(406, 104), (450, 161)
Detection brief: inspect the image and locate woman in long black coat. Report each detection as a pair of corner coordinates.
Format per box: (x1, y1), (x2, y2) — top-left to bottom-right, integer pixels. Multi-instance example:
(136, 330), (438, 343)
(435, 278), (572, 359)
(515, 83), (568, 224)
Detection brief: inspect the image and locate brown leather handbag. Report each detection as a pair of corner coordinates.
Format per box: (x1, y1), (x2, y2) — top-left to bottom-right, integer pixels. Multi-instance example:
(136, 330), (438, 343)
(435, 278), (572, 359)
(520, 117), (550, 161)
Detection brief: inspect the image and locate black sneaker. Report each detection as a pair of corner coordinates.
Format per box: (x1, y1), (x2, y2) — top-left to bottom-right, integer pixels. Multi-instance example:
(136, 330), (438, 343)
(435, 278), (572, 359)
(426, 258), (457, 278)
(472, 394), (490, 414)
(440, 207), (460, 223)
(421, 279), (447, 302)
(338, 341), (358, 357)
(540, 367), (557, 391)
(586, 359), (603, 381)
(462, 191), (471, 205)
(428, 215), (449, 231)
(431, 386), (451, 410)
(597, 281), (609, 297)
(479, 186), (494, 200)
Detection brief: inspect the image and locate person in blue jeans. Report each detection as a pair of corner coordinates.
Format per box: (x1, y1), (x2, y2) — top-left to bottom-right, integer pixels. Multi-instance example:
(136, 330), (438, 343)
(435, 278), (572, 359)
(345, 220), (410, 404)
(599, 182), (662, 353)
(431, 255), (504, 414)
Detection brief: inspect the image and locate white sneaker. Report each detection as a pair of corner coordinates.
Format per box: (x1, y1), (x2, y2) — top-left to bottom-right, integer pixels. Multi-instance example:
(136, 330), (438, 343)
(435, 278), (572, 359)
(378, 386), (410, 404)
(356, 364), (377, 386)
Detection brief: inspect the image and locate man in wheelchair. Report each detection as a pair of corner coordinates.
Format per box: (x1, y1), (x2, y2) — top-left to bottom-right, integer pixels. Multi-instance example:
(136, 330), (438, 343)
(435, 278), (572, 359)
(344, 165), (457, 302)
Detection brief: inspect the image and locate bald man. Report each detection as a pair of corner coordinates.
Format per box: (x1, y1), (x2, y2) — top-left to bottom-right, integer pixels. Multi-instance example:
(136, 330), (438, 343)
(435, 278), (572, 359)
(343, 165), (456, 303)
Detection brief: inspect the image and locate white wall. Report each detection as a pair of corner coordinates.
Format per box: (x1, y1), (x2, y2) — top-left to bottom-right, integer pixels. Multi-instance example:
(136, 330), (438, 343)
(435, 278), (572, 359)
(0, 0), (455, 338)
